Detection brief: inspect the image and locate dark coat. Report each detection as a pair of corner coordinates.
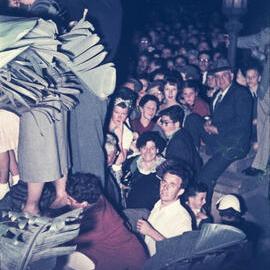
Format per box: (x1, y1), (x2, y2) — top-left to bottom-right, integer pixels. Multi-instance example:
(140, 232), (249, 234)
(211, 83), (253, 155)
(165, 128), (202, 176)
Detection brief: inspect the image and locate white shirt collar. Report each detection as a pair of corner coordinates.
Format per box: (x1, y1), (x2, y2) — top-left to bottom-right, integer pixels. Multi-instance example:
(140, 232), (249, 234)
(213, 83), (231, 109)
(219, 84), (231, 99)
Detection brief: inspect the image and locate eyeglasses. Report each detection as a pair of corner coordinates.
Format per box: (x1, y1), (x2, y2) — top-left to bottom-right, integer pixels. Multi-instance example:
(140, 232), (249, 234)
(199, 58), (209, 62)
(160, 119), (174, 126)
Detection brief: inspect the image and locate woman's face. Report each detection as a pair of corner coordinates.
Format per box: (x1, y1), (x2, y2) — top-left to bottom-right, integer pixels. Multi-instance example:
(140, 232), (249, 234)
(182, 87), (197, 106)
(140, 141), (157, 163)
(111, 105), (128, 126)
(140, 100), (157, 121)
(164, 83), (178, 102)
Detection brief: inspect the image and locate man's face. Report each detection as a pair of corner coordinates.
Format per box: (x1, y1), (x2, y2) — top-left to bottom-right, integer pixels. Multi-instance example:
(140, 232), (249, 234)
(178, 47), (187, 56)
(166, 59), (175, 71)
(198, 42), (210, 52)
(162, 48), (172, 59)
(215, 70), (233, 91)
(246, 69), (261, 90)
(198, 53), (210, 72)
(182, 87), (197, 107)
(138, 56), (149, 72)
(139, 37), (150, 51)
(160, 172), (184, 205)
(175, 57), (186, 69)
(188, 55), (198, 65)
(207, 75), (217, 88)
(164, 83), (178, 102)
(188, 192), (207, 210)
(160, 115), (179, 137)
(140, 141), (157, 163)
(140, 100), (157, 121)
(112, 105), (128, 126)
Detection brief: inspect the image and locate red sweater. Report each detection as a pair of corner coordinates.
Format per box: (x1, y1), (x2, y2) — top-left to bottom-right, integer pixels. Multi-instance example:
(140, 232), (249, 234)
(191, 97), (210, 117)
(75, 196), (148, 270)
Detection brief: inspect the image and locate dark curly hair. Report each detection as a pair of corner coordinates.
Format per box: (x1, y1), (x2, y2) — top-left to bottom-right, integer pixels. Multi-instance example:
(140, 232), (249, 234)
(139, 94), (160, 110)
(67, 173), (102, 204)
(159, 105), (185, 125)
(136, 131), (166, 154)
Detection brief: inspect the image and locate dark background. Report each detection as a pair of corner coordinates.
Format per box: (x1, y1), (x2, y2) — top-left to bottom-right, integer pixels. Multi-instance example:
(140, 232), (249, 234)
(116, 0), (269, 81)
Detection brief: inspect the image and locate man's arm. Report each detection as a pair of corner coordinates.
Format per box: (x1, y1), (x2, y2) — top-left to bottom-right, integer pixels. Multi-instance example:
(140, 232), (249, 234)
(137, 219), (165, 241)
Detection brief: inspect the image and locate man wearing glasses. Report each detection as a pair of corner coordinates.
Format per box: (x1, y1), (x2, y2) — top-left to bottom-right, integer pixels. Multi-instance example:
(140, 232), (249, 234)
(158, 105), (202, 178)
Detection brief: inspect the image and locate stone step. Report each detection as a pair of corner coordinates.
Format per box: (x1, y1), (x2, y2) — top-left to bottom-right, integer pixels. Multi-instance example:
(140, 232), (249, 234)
(214, 171), (259, 194)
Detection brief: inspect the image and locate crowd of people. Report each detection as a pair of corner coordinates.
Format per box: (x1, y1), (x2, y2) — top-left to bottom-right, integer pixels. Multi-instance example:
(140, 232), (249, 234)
(0, 0), (269, 269)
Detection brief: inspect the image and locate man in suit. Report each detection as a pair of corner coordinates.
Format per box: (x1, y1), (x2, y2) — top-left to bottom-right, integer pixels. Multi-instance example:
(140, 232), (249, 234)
(159, 105), (202, 178)
(186, 62), (253, 208)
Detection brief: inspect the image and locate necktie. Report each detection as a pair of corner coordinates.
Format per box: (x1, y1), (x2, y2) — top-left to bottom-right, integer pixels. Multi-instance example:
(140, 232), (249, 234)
(214, 93), (223, 110)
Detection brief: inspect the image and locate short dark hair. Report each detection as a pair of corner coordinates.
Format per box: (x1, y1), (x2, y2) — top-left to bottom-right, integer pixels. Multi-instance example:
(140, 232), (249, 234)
(67, 173), (102, 204)
(186, 182), (208, 197)
(243, 59), (263, 76)
(159, 105), (185, 125)
(199, 50), (211, 59)
(161, 161), (190, 189)
(139, 94), (159, 109)
(181, 80), (199, 94)
(136, 131), (166, 153)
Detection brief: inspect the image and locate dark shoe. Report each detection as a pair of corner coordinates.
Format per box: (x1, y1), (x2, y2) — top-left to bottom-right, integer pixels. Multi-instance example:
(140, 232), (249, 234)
(242, 167), (264, 176)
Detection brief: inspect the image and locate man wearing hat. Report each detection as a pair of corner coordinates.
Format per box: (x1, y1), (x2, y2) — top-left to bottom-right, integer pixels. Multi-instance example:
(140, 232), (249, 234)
(186, 60), (253, 208)
(216, 194), (260, 244)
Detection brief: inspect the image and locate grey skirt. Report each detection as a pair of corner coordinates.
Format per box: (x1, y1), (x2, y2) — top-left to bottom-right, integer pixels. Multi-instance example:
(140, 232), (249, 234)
(18, 108), (69, 182)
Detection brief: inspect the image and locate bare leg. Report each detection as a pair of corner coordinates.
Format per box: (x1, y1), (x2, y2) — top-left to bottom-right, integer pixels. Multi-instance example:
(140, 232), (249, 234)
(0, 151), (9, 184)
(8, 150), (19, 177)
(23, 182), (45, 215)
(50, 174), (70, 209)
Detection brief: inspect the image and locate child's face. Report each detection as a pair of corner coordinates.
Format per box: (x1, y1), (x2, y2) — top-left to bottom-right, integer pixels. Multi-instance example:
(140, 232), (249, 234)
(182, 87), (197, 106)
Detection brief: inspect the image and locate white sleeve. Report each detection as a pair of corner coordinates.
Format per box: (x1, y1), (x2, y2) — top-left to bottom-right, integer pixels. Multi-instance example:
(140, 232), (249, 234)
(122, 126), (133, 150)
